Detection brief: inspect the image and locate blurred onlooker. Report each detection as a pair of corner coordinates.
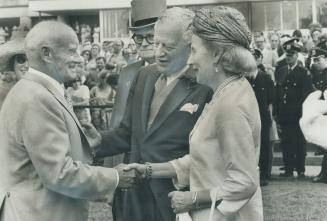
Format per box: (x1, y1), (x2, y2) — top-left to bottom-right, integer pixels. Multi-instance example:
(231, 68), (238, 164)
(84, 67), (98, 90)
(90, 70), (116, 130)
(247, 49), (274, 186)
(255, 34), (278, 81)
(301, 31), (313, 55)
(81, 48), (92, 69)
(95, 56), (107, 72)
(93, 26), (100, 43)
(0, 27), (8, 44)
(269, 32), (280, 52)
(66, 77), (91, 124)
(87, 43), (101, 70)
(108, 39), (127, 74)
(310, 23), (322, 46)
(122, 47), (138, 65)
(100, 40), (112, 63)
(0, 34), (28, 108)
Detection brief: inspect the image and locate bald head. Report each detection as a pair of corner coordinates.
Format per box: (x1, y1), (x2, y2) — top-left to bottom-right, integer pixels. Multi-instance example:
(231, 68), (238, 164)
(25, 21), (78, 57)
(25, 21), (82, 83)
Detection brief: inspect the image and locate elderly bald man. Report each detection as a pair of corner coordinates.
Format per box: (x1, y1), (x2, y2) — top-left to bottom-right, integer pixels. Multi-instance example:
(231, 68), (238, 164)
(0, 21), (135, 221)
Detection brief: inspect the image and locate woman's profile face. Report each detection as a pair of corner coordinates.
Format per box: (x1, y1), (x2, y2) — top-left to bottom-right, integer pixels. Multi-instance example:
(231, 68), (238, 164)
(13, 54), (29, 80)
(187, 35), (216, 86)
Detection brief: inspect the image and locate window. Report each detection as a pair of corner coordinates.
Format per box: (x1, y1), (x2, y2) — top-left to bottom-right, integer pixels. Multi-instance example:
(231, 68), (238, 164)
(299, 0), (313, 29)
(282, 1), (297, 30)
(101, 9), (130, 39)
(317, 0), (327, 27)
(0, 0), (27, 7)
(252, 1), (280, 31)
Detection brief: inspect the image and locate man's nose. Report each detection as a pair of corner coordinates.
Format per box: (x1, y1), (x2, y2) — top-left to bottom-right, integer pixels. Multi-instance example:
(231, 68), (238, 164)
(155, 44), (165, 58)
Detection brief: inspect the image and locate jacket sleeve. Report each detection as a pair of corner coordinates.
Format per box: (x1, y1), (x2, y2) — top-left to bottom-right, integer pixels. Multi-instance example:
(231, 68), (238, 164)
(21, 94), (118, 200)
(95, 84), (134, 157)
(213, 106), (259, 216)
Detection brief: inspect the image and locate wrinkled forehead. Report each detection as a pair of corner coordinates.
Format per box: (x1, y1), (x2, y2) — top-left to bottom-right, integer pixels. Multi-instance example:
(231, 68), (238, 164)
(154, 21), (183, 43)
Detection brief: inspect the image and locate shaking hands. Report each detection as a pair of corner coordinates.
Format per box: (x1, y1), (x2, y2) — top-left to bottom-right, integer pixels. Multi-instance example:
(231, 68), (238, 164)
(115, 163), (150, 189)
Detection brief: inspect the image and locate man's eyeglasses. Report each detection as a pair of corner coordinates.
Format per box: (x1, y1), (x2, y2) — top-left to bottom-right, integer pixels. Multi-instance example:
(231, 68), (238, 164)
(15, 54), (28, 64)
(132, 33), (155, 45)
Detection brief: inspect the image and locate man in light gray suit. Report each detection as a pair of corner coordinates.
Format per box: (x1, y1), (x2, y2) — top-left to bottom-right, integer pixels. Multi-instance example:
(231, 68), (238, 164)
(0, 21), (135, 221)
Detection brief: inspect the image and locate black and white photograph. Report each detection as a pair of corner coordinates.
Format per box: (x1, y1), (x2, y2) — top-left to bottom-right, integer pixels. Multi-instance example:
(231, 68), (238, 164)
(0, 0), (327, 220)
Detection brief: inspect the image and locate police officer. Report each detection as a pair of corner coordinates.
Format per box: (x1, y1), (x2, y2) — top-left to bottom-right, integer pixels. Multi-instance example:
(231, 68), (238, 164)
(274, 38), (313, 177)
(310, 37), (327, 183)
(247, 49), (274, 186)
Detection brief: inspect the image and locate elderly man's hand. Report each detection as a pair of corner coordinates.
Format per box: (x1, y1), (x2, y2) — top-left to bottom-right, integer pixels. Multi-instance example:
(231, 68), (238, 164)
(81, 122), (102, 148)
(168, 191), (195, 214)
(115, 163), (137, 189)
(123, 163), (147, 179)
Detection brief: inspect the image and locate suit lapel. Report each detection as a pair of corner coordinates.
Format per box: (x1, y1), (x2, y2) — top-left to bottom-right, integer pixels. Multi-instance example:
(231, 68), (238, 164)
(141, 69), (161, 134)
(23, 72), (88, 141)
(145, 74), (191, 139)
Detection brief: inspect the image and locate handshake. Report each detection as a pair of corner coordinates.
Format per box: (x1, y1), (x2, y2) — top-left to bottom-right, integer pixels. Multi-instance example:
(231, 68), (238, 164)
(115, 163), (150, 189)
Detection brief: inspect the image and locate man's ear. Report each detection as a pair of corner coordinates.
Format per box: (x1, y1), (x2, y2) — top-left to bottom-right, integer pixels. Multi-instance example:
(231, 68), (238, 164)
(40, 46), (53, 63)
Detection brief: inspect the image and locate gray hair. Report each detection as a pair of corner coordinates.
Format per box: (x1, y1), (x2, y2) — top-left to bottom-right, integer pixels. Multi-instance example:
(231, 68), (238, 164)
(154, 7), (194, 44)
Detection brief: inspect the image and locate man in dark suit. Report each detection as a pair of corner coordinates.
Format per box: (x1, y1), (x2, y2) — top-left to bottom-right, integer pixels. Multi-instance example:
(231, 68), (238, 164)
(92, 7), (213, 221)
(247, 49), (274, 186)
(109, 0), (166, 129)
(274, 38), (313, 178)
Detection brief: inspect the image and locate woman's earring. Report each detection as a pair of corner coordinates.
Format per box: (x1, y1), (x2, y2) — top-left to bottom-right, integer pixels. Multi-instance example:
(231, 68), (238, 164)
(215, 67), (219, 73)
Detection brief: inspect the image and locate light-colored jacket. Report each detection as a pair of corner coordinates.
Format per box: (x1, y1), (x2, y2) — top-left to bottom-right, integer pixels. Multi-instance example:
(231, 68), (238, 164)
(171, 77), (263, 221)
(0, 71), (118, 221)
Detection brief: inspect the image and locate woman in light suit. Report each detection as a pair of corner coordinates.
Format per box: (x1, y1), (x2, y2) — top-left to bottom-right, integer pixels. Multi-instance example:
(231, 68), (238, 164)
(125, 6), (263, 221)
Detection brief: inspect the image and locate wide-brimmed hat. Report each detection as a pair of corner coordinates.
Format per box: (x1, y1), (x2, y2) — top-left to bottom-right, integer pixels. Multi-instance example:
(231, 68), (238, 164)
(129, 0), (166, 31)
(0, 35), (26, 72)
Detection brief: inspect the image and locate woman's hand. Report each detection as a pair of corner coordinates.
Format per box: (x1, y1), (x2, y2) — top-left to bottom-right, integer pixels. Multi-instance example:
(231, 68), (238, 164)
(123, 163), (147, 179)
(168, 191), (195, 214)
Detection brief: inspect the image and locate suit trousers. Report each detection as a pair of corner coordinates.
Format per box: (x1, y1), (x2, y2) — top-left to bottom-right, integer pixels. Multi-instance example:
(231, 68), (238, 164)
(259, 119), (272, 179)
(280, 123), (306, 174)
(113, 181), (166, 221)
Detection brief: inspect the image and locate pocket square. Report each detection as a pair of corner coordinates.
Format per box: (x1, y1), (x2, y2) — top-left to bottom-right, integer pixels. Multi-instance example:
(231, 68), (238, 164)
(180, 103), (199, 114)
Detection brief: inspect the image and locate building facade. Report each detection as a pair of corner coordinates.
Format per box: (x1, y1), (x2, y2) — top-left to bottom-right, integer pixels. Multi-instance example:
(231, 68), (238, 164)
(0, 0), (326, 41)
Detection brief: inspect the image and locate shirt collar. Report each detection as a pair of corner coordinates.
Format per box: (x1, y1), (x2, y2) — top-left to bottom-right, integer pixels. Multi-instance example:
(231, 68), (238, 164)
(28, 67), (65, 97)
(165, 65), (189, 86)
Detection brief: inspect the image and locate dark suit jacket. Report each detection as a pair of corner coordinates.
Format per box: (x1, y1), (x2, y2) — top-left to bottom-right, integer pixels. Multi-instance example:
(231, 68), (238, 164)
(97, 64), (213, 221)
(110, 60), (144, 129)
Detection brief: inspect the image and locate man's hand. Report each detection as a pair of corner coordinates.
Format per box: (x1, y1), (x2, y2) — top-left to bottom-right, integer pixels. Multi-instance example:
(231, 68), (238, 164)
(81, 122), (102, 148)
(168, 191), (195, 214)
(115, 164), (137, 188)
(123, 163), (147, 179)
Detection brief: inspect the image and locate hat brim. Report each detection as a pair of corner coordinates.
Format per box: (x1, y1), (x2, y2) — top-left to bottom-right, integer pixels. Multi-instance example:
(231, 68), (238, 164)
(129, 22), (156, 31)
(0, 38), (25, 72)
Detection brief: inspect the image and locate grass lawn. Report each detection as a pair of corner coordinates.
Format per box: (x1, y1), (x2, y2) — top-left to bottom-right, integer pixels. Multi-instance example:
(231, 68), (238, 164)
(262, 177), (327, 221)
(88, 177), (327, 221)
